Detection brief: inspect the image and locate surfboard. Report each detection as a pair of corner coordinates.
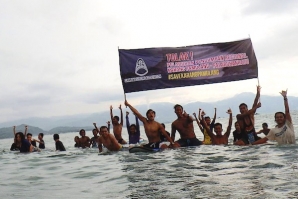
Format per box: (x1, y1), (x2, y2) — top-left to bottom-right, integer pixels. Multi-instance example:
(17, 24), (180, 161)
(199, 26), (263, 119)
(129, 146), (161, 153)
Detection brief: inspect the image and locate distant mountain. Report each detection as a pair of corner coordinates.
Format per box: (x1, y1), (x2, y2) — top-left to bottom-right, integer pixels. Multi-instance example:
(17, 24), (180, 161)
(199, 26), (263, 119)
(0, 92), (297, 135)
(0, 124), (45, 139)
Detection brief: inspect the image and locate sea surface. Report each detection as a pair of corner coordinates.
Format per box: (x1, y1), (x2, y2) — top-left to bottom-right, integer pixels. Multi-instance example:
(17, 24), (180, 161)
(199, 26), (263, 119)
(1, 113), (298, 199)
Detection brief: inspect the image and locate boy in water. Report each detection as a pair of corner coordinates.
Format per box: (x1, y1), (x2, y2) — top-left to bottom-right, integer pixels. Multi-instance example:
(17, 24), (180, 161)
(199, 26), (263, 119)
(53, 134), (66, 151)
(171, 104), (202, 148)
(125, 100), (174, 149)
(235, 85), (261, 145)
(256, 123), (270, 136)
(78, 129), (91, 148)
(93, 123), (122, 152)
(195, 108), (216, 145)
(200, 108), (233, 145)
(253, 90), (296, 145)
(90, 129), (99, 148)
(33, 133), (45, 149)
(233, 122), (243, 144)
(110, 105), (127, 144)
(126, 111), (141, 144)
(26, 133), (37, 147)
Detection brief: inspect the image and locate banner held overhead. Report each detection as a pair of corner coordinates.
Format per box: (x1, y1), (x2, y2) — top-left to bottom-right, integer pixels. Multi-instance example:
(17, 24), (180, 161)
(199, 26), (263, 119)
(119, 38), (258, 93)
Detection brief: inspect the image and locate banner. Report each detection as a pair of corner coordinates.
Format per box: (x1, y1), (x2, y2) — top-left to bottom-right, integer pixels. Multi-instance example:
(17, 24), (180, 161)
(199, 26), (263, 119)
(119, 38), (258, 93)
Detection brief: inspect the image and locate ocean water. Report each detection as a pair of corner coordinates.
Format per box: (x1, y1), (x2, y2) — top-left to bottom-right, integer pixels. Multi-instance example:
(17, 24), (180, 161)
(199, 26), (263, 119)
(1, 113), (298, 199)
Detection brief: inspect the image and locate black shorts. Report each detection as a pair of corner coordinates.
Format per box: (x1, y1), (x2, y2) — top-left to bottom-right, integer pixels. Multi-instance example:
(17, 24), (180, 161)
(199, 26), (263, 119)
(143, 142), (161, 149)
(177, 138), (202, 147)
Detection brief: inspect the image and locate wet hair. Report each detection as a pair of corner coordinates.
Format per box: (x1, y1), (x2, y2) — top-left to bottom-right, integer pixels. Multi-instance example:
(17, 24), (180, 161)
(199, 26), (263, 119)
(39, 133), (44, 138)
(234, 121), (239, 125)
(92, 128), (97, 132)
(15, 132), (25, 141)
(74, 136), (79, 142)
(53, 134), (59, 140)
(214, 123), (222, 128)
(239, 103), (248, 108)
(113, 116), (119, 121)
(79, 129), (85, 136)
(27, 133), (32, 137)
(174, 104), (183, 111)
(161, 123), (165, 128)
(274, 112), (286, 119)
(146, 109), (156, 116)
(204, 116), (210, 120)
(100, 126), (108, 131)
(129, 124), (137, 129)
(262, 123), (268, 127)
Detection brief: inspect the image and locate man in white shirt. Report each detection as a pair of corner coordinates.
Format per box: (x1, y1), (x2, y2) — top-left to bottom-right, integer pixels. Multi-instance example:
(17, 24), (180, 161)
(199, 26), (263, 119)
(253, 89), (296, 145)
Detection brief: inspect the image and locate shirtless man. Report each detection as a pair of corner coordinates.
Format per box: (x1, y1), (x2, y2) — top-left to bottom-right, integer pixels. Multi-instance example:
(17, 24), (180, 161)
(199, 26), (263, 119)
(256, 123), (271, 136)
(234, 86), (261, 145)
(200, 108), (232, 145)
(78, 129), (91, 148)
(93, 123), (122, 152)
(110, 105), (127, 144)
(171, 104), (202, 148)
(124, 100), (174, 149)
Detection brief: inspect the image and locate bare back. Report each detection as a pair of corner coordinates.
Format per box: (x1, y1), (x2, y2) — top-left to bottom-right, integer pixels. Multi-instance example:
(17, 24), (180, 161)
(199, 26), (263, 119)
(112, 123), (123, 140)
(79, 136), (90, 148)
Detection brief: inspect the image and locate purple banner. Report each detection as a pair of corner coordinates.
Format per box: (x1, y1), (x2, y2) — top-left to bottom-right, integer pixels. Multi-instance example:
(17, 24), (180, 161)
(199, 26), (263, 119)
(119, 38), (258, 93)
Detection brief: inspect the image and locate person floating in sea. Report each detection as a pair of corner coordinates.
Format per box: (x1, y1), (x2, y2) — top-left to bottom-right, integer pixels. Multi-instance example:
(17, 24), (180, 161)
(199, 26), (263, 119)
(256, 123), (270, 136)
(253, 90), (296, 145)
(33, 133), (45, 149)
(124, 100), (174, 149)
(13, 132), (33, 153)
(90, 129), (99, 148)
(110, 104), (127, 144)
(93, 123), (123, 152)
(171, 104), (202, 148)
(10, 125), (25, 151)
(78, 129), (91, 148)
(199, 108), (232, 145)
(53, 134), (66, 151)
(234, 85), (262, 145)
(126, 111), (141, 144)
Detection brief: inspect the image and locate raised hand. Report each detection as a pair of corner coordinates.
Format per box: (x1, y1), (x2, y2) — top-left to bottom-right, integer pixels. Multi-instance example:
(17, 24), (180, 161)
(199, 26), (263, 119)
(257, 102), (261, 108)
(280, 89), (288, 98)
(110, 105), (113, 110)
(226, 108), (232, 114)
(257, 85), (261, 92)
(126, 111), (129, 116)
(201, 111), (206, 116)
(107, 121), (110, 125)
(124, 100), (129, 106)
(119, 104), (122, 110)
(193, 112), (196, 117)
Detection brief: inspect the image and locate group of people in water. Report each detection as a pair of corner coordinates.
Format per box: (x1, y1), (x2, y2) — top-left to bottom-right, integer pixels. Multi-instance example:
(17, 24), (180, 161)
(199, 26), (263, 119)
(9, 86), (296, 153)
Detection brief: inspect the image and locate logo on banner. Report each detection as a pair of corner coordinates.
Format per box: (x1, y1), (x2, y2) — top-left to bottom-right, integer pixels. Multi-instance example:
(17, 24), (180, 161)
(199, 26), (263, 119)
(123, 58), (162, 83)
(135, 58), (148, 76)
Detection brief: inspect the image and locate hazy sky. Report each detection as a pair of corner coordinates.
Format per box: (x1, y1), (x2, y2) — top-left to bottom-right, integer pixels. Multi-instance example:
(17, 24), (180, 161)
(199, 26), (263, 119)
(1, 0), (298, 122)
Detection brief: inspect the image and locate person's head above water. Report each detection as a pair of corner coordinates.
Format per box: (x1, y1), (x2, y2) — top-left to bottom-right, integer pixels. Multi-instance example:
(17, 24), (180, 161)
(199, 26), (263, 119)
(239, 103), (248, 114)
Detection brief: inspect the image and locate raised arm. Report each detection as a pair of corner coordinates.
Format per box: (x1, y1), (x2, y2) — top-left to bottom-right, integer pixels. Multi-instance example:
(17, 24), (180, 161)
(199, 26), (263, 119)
(224, 108), (233, 138)
(171, 123), (176, 142)
(24, 125), (28, 136)
(236, 102), (261, 119)
(135, 114), (140, 136)
(211, 108), (217, 124)
(200, 115), (215, 140)
(126, 111), (130, 134)
(280, 89), (291, 123)
(13, 126), (16, 136)
(93, 123), (103, 152)
(110, 105), (113, 121)
(193, 112), (204, 133)
(124, 100), (147, 123)
(252, 85), (261, 108)
(107, 121), (111, 132)
(119, 104), (123, 126)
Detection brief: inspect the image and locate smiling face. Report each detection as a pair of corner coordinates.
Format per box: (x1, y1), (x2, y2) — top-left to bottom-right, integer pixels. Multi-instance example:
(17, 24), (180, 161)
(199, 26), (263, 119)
(214, 124), (223, 135)
(174, 106), (183, 118)
(239, 104), (248, 114)
(129, 125), (136, 134)
(275, 112), (286, 125)
(99, 127), (109, 136)
(235, 122), (241, 132)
